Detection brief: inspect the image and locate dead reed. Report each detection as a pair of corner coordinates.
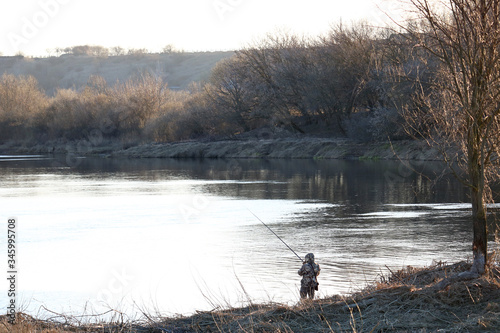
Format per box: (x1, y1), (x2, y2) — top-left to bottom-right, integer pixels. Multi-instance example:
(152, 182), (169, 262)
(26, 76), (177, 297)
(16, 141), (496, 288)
(2, 261), (500, 332)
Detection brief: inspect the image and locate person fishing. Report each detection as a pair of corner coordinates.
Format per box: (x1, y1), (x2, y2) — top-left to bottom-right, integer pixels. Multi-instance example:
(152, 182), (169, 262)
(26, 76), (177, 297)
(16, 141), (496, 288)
(298, 253), (320, 299)
(248, 210), (321, 300)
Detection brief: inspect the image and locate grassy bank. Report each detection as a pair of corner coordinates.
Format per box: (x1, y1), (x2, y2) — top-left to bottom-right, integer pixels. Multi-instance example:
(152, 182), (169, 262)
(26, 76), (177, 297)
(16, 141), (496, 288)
(1, 137), (448, 161)
(2, 261), (499, 332)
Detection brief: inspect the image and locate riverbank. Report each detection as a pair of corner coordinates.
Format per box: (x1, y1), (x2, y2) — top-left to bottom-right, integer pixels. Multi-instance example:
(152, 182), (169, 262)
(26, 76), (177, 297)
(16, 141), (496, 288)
(2, 261), (499, 332)
(112, 138), (443, 160)
(1, 137), (450, 160)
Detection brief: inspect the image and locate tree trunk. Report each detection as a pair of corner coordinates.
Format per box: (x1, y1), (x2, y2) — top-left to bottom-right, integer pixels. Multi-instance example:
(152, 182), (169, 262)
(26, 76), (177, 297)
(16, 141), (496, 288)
(469, 146), (488, 274)
(471, 186), (487, 274)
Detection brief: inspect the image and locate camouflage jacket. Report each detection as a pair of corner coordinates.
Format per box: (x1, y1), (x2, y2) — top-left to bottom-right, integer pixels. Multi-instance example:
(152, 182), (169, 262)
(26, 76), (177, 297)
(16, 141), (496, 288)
(298, 262), (320, 286)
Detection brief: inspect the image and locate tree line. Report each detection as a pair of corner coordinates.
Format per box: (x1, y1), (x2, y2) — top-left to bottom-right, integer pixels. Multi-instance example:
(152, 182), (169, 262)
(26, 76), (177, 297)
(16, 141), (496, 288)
(46, 44), (182, 57)
(0, 22), (429, 145)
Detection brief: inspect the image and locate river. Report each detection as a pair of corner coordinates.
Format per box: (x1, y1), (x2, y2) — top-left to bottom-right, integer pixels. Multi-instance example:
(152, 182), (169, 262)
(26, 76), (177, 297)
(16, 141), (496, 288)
(0, 155), (496, 320)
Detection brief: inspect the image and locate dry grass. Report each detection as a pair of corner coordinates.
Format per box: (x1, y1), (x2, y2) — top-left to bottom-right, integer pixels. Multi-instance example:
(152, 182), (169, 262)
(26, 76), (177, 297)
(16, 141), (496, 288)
(2, 261), (500, 332)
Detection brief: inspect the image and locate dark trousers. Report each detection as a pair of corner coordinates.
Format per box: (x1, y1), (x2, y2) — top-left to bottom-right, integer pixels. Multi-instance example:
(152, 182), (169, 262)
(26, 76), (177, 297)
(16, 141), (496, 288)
(300, 285), (315, 299)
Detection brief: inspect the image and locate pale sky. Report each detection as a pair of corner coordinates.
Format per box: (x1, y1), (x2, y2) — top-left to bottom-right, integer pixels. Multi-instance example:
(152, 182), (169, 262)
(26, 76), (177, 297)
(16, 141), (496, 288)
(0, 0), (404, 56)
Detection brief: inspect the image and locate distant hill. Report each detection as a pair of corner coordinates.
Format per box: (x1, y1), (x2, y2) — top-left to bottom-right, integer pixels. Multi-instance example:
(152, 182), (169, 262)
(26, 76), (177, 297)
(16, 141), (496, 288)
(0, 51), (234, 95)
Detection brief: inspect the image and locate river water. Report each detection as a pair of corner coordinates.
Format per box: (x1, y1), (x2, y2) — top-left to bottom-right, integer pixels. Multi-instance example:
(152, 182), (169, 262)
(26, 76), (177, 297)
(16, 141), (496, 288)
(0, 155), (497, 320)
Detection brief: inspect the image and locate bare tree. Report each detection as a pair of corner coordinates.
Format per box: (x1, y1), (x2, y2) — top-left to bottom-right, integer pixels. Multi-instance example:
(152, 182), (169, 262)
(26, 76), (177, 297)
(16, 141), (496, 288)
(403, 0), (500, 276)
(205, 57), (256, 132)
(113, 72), (168, 135)
(236, 32), (317, 132)
(162, 44), (183, 54)
(111, 46), (126, 56)
(312, 22), (381, 134)
(127, 48), (149, 57)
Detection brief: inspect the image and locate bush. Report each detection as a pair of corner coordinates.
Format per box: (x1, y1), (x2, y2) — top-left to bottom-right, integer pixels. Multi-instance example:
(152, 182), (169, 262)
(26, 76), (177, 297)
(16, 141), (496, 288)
(344, 107), (407, 142)
(0, 74), (48, 142)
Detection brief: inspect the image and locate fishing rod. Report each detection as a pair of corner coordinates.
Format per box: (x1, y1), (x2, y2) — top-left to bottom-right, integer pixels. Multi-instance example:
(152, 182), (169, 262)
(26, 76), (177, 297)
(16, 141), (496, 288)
(248, 209), (303, 263)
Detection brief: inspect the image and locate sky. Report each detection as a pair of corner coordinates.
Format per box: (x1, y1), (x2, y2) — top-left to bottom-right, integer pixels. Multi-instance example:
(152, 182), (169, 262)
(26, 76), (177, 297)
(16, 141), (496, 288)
(0, 0), (404, 56)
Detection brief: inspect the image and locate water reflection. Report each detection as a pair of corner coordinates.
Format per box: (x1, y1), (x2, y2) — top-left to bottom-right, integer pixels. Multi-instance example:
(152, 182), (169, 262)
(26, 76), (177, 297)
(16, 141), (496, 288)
(1, 156), (469, 203)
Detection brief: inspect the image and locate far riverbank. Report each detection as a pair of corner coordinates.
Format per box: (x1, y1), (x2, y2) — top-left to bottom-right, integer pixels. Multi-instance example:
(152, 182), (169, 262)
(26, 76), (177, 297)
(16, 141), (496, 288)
(1, 137), (452, 161)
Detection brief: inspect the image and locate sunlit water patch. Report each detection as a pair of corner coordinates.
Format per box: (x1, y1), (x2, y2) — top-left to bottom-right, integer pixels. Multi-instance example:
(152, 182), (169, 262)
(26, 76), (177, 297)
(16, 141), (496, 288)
(0, 155), (49, 162)
(0, 172), (336, 317)
(359, 211), (430, 219)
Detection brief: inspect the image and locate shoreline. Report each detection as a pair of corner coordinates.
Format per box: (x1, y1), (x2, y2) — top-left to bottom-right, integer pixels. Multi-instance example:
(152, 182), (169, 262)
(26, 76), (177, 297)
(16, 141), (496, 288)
(2, 261), (499, 332)
(1, 137), (449, 161)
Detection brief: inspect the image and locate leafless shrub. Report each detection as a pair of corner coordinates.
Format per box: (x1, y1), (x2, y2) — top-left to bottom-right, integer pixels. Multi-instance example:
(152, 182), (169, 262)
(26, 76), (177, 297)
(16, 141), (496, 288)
(0, 74), (48, 141)
(111, 72), (167, 138)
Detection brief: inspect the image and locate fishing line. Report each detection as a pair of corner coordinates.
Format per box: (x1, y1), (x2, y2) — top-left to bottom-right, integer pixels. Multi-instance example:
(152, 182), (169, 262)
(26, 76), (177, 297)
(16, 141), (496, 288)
(247, 209), (303, 263)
